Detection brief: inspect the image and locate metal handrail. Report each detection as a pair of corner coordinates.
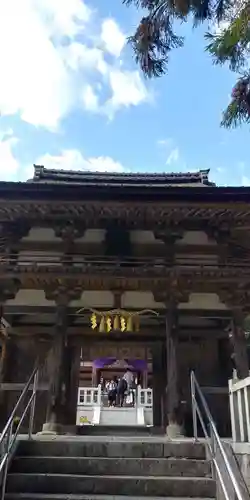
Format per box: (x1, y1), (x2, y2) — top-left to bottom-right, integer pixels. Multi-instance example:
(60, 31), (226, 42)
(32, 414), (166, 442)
(190, 371), (250, 500)
(0, 362), (39, 500)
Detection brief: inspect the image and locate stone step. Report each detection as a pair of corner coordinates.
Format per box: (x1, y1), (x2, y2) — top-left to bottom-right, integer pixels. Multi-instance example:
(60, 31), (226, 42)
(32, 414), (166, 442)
(16, 440), (206, 460)
(78, 425), (154, 436)
(5, 495), (215, 500)
(5, 494), (215, 500)
(7, 473), (216, 498)
(11, 456), (211, 477)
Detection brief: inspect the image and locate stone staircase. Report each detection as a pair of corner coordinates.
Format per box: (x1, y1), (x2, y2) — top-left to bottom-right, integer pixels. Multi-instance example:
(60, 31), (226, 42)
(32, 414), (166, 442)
(6, 438), (216, 500)
(78, 425), (153, 436)
(99, 407), (137, 426)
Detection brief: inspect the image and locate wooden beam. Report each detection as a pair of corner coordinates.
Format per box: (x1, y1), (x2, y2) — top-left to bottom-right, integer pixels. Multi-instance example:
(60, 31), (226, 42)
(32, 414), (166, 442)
(17, 239), (222, 256)
(2, 263), (250, 290)
(4, 305), (233, 319)
(10, 325), (229, 339)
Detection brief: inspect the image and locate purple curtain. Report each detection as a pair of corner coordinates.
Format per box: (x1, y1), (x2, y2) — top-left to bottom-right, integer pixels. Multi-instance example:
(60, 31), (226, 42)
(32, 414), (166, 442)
(93, 357), (147, 371)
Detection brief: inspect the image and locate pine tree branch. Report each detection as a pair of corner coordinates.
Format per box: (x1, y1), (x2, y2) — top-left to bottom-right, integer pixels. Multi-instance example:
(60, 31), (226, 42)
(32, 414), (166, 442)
(221, 99), (250, 127)
(216, 0), (234, 22)
(128, 9), (184, 77)
(123, 0), (250, 129)
(205, 2), (250, 71)
(221, 74), (250, 128)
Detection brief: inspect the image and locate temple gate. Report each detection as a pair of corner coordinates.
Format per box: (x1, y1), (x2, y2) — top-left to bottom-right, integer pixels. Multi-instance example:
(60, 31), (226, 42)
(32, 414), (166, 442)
(0, 166), (249, 436)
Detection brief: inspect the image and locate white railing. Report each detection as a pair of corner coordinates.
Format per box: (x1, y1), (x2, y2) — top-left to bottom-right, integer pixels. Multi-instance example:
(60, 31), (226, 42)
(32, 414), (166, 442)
(191, 371), (250, 500)
(229, 372), (250, 442)
(77, 386), (153, 408)
(76, 386), (153, 427)
(78, 385), (101, 406)
(137, 386), (153, 407)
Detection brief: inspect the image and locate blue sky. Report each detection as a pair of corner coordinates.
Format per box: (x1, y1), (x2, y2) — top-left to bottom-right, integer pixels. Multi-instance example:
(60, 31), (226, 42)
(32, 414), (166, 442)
(0, 0), (249, 185)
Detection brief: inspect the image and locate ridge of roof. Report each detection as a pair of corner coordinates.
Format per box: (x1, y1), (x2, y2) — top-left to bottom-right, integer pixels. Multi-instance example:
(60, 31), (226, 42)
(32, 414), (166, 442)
(31, 165), (213, 185)
(33, 165), (210, 177)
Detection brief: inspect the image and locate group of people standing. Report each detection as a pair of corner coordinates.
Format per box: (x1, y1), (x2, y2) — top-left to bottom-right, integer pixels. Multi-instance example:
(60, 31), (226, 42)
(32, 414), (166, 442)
(102, 368), (135, 407)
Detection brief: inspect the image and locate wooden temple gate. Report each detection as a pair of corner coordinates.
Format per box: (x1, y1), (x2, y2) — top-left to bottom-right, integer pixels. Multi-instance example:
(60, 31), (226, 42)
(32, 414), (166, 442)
(0, 167), (249, 435)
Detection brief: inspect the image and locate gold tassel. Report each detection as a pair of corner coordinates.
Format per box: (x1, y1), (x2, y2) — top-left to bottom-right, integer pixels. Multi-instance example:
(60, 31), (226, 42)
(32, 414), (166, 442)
(106, 316), (112, 332)
(120, 316), (126, 332)
(113, 315), (120, 330)
(99, 316), (106, 333)
(90, 313), (97, 330)
(126, 316), (133, 332)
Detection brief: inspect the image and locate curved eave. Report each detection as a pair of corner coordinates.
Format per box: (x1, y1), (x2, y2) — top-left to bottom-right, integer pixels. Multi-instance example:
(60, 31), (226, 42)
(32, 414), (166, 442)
(0, 181), (249, 203)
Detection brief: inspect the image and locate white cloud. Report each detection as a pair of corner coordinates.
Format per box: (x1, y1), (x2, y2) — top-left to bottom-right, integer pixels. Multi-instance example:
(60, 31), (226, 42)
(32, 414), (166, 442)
(242, 175), (250, 186)
(84, 155), (127, 173)
(61, 43), (107, 75)
(0, 130), (19, 181)
(157, 138), (174, 147)
(82, 85), (99, 112)
(166, 148), (180, 165)
(34, 0), (91, 38)
(101, 19), (126, 57)
(29, 150), (128, 177)
(157, 138), (183, 169)
(0, 126), (128, 182)
(215, 167), (226, 174)
(104, 70), (149, 117)
(0, 0), (149, 130)
(0, 0), (85, 130)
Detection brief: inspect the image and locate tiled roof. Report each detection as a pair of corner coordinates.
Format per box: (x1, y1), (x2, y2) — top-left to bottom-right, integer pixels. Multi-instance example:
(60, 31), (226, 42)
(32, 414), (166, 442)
(31, 165), (214, 186)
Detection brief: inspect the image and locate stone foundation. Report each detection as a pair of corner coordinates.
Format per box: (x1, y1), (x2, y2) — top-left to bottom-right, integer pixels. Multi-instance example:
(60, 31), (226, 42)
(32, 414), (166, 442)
(42, 422), (76, 435)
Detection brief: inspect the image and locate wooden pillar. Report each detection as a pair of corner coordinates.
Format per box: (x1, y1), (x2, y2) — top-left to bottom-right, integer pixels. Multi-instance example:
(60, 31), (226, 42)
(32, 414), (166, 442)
(143, 370), (148, 388)
(65, 344), (81, 426)
(161, 335), (167, 429)
(0, 282), (20, 384)
(231, 310), (249, 379)
(44, 304), (69, 431)
(0, 334), (13, 427)
(92, 367), (97, 386)
(0, 284), (20, 426)
(166, 308), (183, 437)
(0, 326), (9, 385)
(152, 341), (164, 430)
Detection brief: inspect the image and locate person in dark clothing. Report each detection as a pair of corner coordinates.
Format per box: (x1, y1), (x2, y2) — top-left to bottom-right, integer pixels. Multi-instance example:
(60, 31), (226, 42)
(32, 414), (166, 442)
(117, 378), (127, 407)
(107, 379), (117, 407)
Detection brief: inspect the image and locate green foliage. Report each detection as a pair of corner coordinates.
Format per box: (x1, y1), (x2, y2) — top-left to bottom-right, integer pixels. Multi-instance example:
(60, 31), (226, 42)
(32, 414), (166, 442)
(205, 2), (250, 128)
(124, 1), (186, 78)
(123, 0), (250, 128)
(221, 95), (250, 128)
(206, 3), (250, 71)
(127, 14), (184, 78)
